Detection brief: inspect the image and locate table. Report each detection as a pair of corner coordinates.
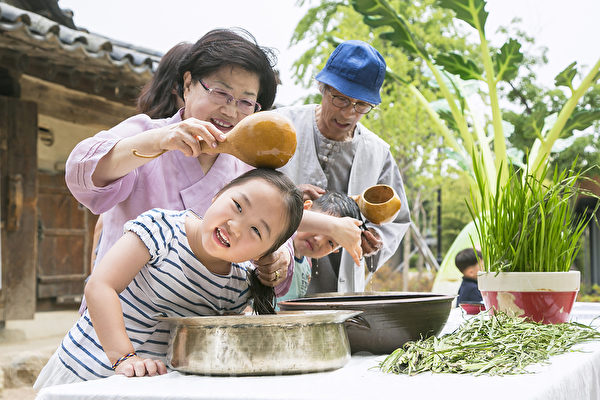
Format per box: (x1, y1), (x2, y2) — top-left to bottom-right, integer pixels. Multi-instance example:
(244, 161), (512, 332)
(36, 302), (600, 400)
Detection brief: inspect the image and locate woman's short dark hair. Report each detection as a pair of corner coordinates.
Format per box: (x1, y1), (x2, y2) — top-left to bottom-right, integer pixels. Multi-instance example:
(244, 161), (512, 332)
(137, 42), (193, 119)
(217, 168), (303, 257)
(177, 28), (278, 111)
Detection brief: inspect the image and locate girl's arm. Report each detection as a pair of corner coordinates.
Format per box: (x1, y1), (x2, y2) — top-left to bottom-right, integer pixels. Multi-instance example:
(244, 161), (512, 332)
(85, 231), (167, 377)
(299, 210), (363, 265)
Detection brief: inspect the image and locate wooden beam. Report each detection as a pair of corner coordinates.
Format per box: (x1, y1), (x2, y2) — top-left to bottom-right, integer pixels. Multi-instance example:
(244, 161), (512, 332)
(19, 75), (137, 127)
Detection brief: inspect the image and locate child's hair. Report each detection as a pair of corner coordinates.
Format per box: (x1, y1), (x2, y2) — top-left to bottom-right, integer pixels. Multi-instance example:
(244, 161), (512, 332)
(217, 168), (303, 257)
(455, 248), (482, 273)
(312, 191), (362, 220)
(137, 42), (193, 119)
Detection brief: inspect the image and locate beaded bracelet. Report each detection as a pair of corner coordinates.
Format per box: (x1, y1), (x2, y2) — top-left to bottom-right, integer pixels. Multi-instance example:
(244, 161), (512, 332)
(112, 352), (137, 370)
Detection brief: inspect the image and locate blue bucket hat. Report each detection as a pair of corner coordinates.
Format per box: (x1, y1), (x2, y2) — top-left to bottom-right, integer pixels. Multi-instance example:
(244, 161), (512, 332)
(316, 40), (386, 105)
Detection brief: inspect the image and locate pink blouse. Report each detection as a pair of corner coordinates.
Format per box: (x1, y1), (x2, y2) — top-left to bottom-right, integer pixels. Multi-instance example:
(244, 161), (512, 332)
(65, 110), (293, 296)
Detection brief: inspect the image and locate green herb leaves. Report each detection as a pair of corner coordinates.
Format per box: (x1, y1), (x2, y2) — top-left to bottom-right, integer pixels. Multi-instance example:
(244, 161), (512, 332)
(468, 161), (595, 273)
(380, 312), (600, 376)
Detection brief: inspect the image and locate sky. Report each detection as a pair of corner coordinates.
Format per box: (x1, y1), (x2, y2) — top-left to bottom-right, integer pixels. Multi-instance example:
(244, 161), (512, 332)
(57, 0), (600, 107)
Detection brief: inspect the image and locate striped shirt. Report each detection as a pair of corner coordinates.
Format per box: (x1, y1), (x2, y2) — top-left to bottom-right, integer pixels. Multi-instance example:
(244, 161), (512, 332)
(56, 209), (252, 382)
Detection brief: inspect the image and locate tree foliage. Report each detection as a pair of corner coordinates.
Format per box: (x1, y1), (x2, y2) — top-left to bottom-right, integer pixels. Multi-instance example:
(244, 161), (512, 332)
(290, 0), (474, 243)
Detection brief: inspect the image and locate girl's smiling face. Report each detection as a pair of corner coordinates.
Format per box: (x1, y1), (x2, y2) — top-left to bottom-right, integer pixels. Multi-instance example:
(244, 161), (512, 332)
(182, 65), (260, 133)
(197, 180), (287, 264)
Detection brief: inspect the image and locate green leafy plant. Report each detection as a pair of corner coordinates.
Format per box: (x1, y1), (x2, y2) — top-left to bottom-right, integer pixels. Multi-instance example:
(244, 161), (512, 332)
(351, 0), (600, 197)
(467, 161), (596, 273)
(380, 311), (600, 376)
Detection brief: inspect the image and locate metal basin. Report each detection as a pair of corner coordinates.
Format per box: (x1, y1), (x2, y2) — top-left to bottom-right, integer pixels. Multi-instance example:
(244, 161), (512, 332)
(279, 292), (455, 354)
(158, 310), (361, 375)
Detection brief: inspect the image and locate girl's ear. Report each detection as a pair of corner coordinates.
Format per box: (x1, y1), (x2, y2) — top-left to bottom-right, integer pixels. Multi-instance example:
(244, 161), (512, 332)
(303, 200), (313, 211)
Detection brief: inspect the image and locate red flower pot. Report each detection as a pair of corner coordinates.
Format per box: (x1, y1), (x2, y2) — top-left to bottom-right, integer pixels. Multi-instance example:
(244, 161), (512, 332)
(477, 271), (580, 324)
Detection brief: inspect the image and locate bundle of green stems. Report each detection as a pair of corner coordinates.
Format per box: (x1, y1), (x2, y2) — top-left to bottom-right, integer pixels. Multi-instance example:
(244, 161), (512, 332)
(380, 312), (600, 376)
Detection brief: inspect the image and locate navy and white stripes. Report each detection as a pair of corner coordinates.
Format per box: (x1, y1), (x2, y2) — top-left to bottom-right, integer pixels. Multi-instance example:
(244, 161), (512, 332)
(56, 209), (251, 381)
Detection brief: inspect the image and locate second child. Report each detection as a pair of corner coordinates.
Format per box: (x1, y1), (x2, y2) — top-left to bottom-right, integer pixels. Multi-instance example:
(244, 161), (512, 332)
(278, 191), (363, 302)
(455, 248), (483, 305)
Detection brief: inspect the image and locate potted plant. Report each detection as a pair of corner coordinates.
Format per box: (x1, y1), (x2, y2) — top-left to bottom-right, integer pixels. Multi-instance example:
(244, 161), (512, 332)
(345, 0), (600, 296)
(468, 160), (597, 323)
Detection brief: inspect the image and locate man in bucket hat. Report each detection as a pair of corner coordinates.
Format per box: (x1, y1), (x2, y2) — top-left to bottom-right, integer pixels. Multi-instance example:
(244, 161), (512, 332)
(277, 40), (411, 293)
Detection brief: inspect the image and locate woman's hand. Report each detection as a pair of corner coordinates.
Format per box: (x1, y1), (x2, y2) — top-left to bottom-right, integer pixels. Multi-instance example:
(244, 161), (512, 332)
(156, 117), (226, 157)
(298, 184), (326, 201)
(331, 217), (363, 265)
(254, 247), (291, 286)
(115, 355), (167, 377)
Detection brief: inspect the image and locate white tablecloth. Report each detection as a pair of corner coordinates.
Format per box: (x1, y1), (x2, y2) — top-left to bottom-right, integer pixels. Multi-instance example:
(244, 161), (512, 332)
(36, 303), (600, 400)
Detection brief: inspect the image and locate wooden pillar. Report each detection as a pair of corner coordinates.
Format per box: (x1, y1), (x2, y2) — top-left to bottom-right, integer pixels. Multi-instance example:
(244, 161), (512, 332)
(0, 95), (38, 320)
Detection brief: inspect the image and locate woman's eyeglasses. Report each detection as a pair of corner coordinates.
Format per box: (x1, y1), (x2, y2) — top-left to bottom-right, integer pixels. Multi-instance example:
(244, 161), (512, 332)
(327, 89), (374, 114)
(199, 80), (262, 114)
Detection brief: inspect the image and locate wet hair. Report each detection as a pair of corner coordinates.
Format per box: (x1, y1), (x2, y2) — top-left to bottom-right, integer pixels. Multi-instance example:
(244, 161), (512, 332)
(312, 191), (362, 220)
(137, 42), (193, 119)
(455, 248), (482, 273)
(177, 28), (278, 111)
(217, 168), (303, 257)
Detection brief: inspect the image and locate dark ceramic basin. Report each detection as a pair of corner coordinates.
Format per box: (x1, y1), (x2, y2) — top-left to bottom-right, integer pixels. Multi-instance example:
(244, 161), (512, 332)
(278, 292), (455, 355)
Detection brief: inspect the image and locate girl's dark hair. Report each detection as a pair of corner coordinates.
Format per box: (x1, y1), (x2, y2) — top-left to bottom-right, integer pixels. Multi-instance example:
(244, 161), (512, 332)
(137, 42), (193, 118)
(313, 191), (362, 220)
(177, 28), (278, 111)
(217, 168), (303, 257)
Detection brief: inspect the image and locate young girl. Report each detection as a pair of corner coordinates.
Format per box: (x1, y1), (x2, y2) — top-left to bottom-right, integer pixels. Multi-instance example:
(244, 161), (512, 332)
(278, 191), (363, 303)
(34, 169), (303, 389)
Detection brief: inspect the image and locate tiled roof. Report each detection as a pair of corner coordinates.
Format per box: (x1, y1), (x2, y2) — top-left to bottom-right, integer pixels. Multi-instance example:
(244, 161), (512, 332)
(0, 2), (162, 101)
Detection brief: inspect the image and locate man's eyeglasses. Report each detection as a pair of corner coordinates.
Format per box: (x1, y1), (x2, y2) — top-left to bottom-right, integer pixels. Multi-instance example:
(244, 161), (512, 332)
(199, 80), (261, 114)
(327, 89), (374, 114)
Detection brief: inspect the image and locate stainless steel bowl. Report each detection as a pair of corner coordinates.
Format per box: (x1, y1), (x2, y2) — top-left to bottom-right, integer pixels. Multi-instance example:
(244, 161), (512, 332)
(158, 310), (361, 376)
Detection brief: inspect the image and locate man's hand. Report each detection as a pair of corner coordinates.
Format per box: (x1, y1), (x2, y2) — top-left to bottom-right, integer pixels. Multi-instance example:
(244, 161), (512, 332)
(298, 183), (326, 201)
(254, 246), (291, 286)
(361, 227), (382, 257)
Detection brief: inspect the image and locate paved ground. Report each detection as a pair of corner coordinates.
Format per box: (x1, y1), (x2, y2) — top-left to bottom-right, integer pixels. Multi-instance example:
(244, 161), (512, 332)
(0, 310), (79, 399)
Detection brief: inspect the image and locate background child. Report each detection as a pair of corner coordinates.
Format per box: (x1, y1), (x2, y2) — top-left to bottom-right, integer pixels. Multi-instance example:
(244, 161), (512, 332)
(455, 248), (483, 305)
(278, 191), (363, 303)
(34, 169), (303, 389)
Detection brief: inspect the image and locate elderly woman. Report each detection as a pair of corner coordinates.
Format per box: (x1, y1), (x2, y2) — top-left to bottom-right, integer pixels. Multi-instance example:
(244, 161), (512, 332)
(66, 29), (362, 300)
(277, 40), (411, 293)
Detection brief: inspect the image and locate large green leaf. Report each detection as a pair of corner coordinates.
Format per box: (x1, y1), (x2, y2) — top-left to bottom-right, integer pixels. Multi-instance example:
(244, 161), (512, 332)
(436, 52), (482, 81)
(560, 110), (600, 136)
(436, 109), (459, 133)
(437, 0), (488, 32)
(493, 39), (523, 82)
(554, 62), (578, 90)
(351, 0), (427, 57)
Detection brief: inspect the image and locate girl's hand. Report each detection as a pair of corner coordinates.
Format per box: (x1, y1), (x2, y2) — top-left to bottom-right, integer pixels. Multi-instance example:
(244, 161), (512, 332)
(155, 118), (226, 157)
(331, 217), (363, 265)
(115, 355), (167, 377)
